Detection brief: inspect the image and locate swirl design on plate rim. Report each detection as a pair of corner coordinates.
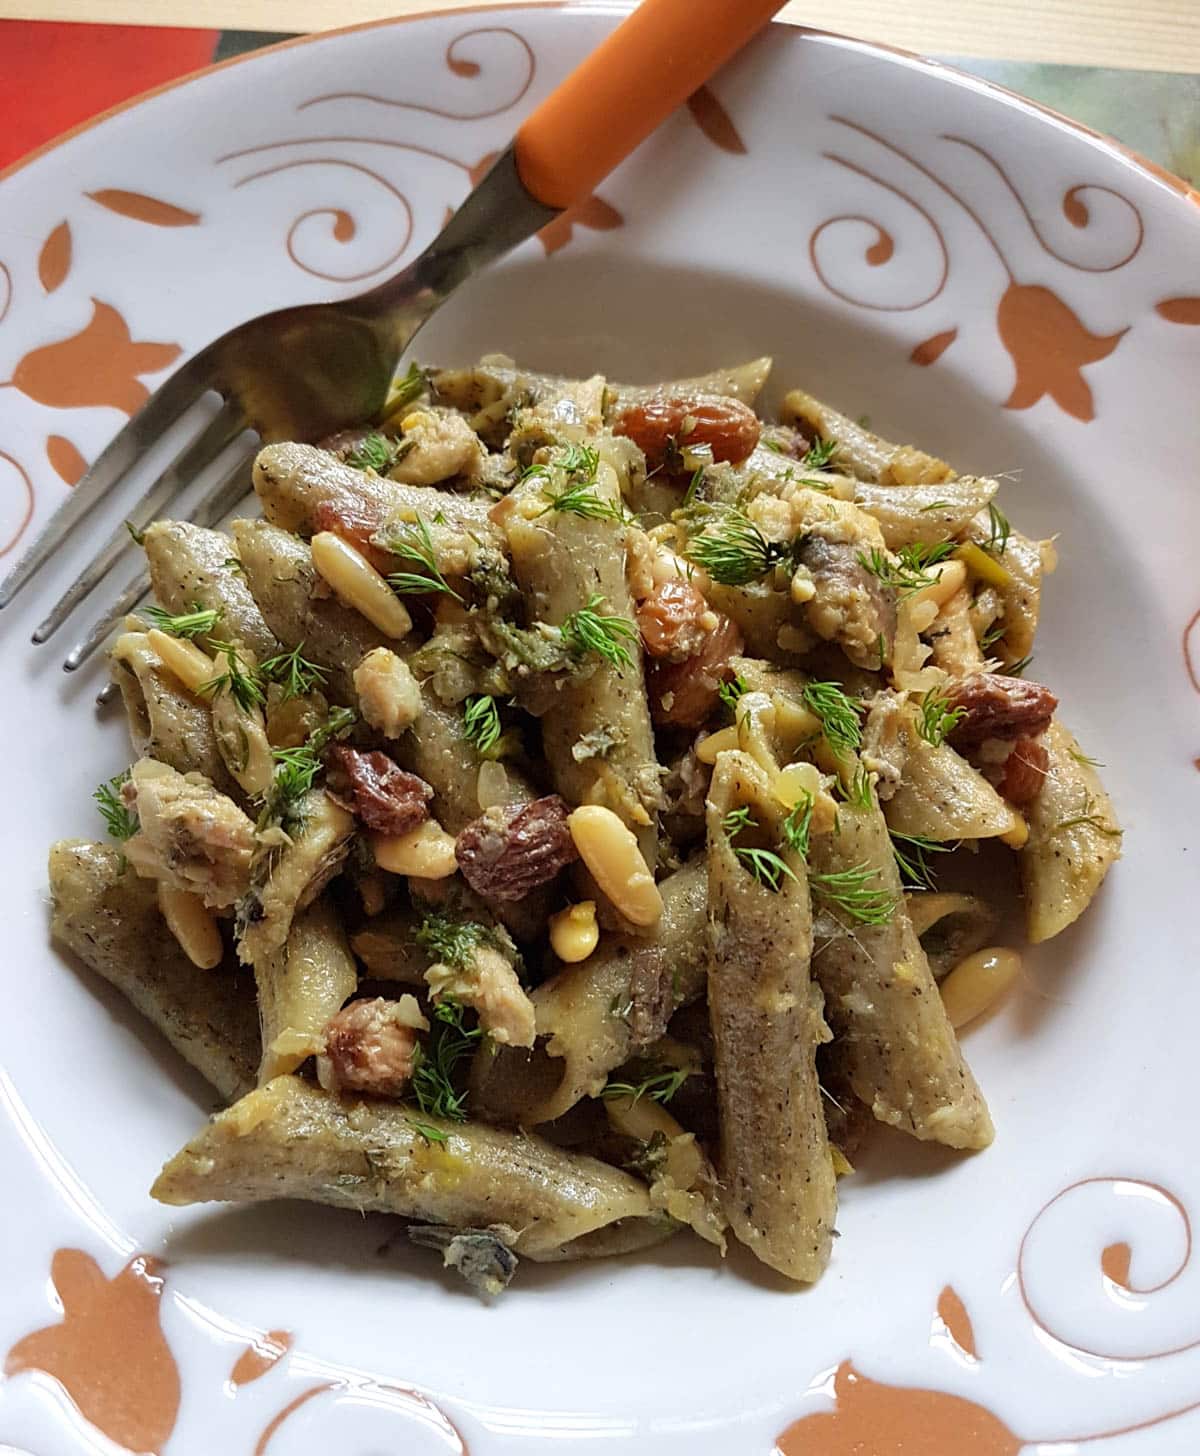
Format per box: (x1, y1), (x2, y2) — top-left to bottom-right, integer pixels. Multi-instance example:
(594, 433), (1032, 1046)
(779, 1174), (1200, 1450)
(214, 25), (633, 281)
(807, 117), (1176, 423)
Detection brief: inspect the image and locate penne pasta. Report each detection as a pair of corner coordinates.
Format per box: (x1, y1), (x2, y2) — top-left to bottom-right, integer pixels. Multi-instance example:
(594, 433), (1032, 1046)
(502, 464), (661, 874)
(472, 859), (708, 1125)
(151, 1074), (673, 1261)
(851, 476), (998, 550)
(110, 629), (234, 793)
(254, 894), (359, 1082)
(906, 892), (1000, 979)
(705, 751), (837, 1281)
(808, 802), (994, 1150)
(254, 440), (495, 538)
(53, 353), (1115, 1292)
(237, 788), (355, 965)
(884, 733), (1025, 842)
(780, 387), (955, 484)
(1021, 720), (1121, 943)
(49, 840), (258, 1102)
(232, 518), (392, 704)
(142, 520), (278, 661)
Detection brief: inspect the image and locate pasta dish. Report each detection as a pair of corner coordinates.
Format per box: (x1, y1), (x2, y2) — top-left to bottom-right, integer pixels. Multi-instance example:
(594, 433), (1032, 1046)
(49, 355), (1121, 1292)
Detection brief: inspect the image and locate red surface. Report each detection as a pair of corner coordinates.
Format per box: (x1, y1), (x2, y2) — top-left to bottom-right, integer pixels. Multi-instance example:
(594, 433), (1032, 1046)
(0, 21), (219, 171)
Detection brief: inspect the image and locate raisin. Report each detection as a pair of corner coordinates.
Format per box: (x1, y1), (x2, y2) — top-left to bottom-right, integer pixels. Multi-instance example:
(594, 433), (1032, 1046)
(327, 747), (433, 835)
(636, 579), (710, 661)
(613, 393), (760, 470)
(946, 674), (1057, 746)
(647, 615), (744, 728)
(1000, 736), (1050, 806)
(455, 796), (578, 902)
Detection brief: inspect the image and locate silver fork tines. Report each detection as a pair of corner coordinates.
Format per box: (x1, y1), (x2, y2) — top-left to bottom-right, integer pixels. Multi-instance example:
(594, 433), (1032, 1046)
(32, 397), (247, 645)
(0, 352), (214, 612)
(3, 145), (557, 669)
(63, 446), (258, 674)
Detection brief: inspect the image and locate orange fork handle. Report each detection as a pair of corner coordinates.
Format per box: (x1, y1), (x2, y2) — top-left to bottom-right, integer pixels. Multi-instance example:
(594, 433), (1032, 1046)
(514, 0), (786, 211)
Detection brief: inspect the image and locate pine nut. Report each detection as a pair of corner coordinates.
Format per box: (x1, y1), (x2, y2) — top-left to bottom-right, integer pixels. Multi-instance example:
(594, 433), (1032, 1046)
(371, 820), (457, 878)
(567, 805), (663, 927)
(157, 884), (223, 969)
(476, 759), (510, 811)
(696, 726), (739, 764)
(909, 558), (967, 612)
(311, 531), (412, 639)
(1000, 815), (1029, 849)
(146, 629), (214, 695)
(939, 946), (1022, 1028)
(549, 901), (600, 963)
(773, 760), (823, 809)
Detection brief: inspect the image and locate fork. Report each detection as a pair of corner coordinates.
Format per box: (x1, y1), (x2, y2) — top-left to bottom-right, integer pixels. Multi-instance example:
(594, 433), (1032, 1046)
(1, 0), (784, 674)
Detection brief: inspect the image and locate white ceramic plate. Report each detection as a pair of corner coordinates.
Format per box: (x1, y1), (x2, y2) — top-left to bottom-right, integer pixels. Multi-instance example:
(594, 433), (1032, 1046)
(2, 8), (1200, 1453)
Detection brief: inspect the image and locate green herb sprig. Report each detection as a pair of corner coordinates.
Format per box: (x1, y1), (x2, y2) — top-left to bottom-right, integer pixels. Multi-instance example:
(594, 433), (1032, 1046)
(93, 770), (137, 842)
(199, 641), (265, 713)
(411, 998), (482, 1123)
(683, 505), (794, 587)
(916, 689), (966, 748)
(601, 1068), (691, 1105)
(1067, 746), (1105, 769)
(561, 595), (637, 669)
(388, 361), (427, 412)
(259, 642), (327, 701)
(529, 443), (625, 522)
(781, 794), (814, 859)
(257, 707), (357, 830)
(722, 806), (798, 893)
(802, 681), (863, 759)
(802, 437), (839, 470)
(406, 1119), (449, 1146)
(839, 764), (876, 810)
(142, 603), (222, 641)
(889, 830), (954, 890)
(462, 694), (503, 756)
(1052, 794), (1122, 839)
(982, 501), (1011, 556)
(857, 541), (956, 598)
(717, 673), (749, 720)
(384, 516), (462, 601)
(810, 862), (897, 925)
(416, 911), (495, 971)
(347, 432), (413, 475)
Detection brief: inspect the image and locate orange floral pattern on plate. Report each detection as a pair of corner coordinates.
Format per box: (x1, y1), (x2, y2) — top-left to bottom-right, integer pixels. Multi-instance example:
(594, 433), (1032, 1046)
(85, 189), (201, 227)
(776, 1361), (1022, 1455)
(809, 119), (1171, 422)
(229, 1330), (293, 1390)
(997, 282), (1126, 422)
(5, 1250), (180, 1455)
(37, 221), (71, 294)
(686, 84), (747, 155)
(45, 435), (88, 485)
(8, 299), (181, 415)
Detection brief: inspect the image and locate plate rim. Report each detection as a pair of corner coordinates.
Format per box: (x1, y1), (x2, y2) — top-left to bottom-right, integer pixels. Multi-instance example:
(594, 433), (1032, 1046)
(3, 0), (1197, 236)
